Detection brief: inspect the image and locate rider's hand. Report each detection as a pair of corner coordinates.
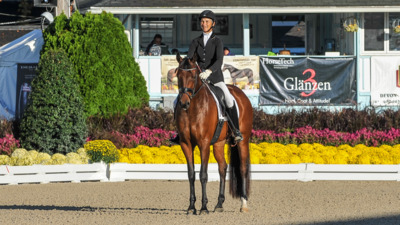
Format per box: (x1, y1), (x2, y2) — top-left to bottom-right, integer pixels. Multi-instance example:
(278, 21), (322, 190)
(199, 70), (212, 80)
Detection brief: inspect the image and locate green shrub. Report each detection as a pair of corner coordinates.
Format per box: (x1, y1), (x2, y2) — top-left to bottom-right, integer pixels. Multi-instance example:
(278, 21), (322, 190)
(18, 49), (87, 154)
(42, 12), (149, 118)
(84, 140), (119, 164)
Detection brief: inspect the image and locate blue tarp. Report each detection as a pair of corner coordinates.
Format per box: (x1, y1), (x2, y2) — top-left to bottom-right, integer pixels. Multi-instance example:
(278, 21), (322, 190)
(0, 29), (43, 120)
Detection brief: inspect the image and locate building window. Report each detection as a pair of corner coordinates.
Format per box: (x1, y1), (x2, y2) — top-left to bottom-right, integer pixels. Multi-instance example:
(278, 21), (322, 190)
(364, 13), (384, 51)
(140, 16), (174, 51)
(362, 13), (400, 54)
(389, 13), (400, 51)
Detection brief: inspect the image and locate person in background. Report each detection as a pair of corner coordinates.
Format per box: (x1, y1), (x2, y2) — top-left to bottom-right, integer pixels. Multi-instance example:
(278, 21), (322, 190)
(169, 10), (243, 144)
(145, 34), (165, 56)
(224, 46), (232, 56)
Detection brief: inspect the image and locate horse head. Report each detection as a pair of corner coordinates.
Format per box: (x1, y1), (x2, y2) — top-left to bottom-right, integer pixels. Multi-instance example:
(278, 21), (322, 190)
(176, 52), (200, 110)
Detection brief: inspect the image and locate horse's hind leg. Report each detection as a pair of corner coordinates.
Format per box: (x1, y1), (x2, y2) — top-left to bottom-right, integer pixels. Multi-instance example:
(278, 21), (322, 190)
(213, 141), (227, 212)
(238, 141), (251, 213)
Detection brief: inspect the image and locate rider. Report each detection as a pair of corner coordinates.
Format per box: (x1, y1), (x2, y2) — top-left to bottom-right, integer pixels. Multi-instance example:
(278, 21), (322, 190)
(170, 10), (243, 144)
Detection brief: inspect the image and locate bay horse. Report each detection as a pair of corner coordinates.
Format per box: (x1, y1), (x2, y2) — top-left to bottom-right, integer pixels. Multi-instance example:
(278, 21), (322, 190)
(175, 52), (253, 214)
(222, 64), (254, 85)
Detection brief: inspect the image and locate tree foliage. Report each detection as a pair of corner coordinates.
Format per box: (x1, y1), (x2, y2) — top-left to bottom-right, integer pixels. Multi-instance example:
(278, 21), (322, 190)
(42, 12), (149, 117)
(19, 49), (87, 154)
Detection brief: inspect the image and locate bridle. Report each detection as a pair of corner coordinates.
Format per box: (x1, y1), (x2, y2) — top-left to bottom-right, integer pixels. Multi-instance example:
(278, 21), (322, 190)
(177, 63), (204, 100)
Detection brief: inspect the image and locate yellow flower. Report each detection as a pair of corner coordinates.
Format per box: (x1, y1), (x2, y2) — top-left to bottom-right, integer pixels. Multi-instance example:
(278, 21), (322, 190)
(0, 155), (10, 165)
(50, 153), (66, 165)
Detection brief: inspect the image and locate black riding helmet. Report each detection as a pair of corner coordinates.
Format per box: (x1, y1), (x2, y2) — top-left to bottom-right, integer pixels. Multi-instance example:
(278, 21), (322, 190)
(199, 10), (215, 22)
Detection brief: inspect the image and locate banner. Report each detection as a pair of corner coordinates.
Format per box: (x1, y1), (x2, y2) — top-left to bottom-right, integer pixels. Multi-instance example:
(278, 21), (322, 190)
(259, 57), (356, 105)
(370, 56), (400, 106)
(161, 56), (179, 94)
(222, 56), (260, 93)
(15, 63), (37, 119)
(161, 56), (260, 94)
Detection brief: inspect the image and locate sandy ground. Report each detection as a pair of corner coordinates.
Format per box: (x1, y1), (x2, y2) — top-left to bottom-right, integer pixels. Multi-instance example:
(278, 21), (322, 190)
(1, 180), (400, 225)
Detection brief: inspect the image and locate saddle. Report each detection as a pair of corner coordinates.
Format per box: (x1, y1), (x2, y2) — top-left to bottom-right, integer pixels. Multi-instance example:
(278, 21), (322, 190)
(206, 84), (238, 144)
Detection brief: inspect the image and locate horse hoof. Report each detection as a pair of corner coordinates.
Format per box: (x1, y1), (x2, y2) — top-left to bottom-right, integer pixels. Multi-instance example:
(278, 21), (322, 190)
(240, 207), (249, 213)
(214, 207), (224, 212)
(199, 209), (209, 215)
(187, 209), (197, 215)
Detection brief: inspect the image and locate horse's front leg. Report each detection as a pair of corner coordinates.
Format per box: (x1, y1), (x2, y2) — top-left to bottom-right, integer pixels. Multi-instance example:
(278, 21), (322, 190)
(199, 144), (211, 214)
(182, 143), (196, 215)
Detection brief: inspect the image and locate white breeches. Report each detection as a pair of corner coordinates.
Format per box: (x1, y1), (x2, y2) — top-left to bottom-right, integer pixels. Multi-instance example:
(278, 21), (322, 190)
(214, 82), (234, 108)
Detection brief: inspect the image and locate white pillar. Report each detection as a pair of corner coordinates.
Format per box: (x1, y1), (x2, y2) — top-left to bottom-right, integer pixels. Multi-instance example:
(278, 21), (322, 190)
(133, 14), (140, 58)
(243, 13), (250, 56)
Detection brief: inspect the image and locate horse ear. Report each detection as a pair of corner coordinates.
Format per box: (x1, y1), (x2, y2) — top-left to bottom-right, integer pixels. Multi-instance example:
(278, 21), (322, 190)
(176, 51), (182, 63)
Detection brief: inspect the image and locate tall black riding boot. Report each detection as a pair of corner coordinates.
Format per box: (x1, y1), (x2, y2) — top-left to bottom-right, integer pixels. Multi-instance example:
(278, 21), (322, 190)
(226, 104), (243, 142)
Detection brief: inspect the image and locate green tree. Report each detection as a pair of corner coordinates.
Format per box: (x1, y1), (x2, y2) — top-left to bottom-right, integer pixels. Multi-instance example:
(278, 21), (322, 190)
(42, 12), (149, 117)
(19, 49), (87, 154)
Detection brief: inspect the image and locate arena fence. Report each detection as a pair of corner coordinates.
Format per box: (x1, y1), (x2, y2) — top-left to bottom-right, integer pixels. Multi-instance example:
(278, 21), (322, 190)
(1, 163), (400, 185)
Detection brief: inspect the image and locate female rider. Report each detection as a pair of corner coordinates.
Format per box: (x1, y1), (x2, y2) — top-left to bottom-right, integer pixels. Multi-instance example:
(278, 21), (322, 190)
(170, 10), (242, 144)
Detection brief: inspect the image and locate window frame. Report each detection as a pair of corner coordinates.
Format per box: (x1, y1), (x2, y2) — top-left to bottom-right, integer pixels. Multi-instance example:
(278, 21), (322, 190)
(361, 12), (400, 55)
(139, 15), (176, 51)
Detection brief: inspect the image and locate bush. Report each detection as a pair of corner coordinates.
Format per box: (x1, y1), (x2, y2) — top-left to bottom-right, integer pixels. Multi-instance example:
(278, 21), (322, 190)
(87, 107), (175, 140)
(252, 107), (400, 133)
(42, 12), (149, 117)
(18, 49), (87, 154)
(84, 140), (119, 164)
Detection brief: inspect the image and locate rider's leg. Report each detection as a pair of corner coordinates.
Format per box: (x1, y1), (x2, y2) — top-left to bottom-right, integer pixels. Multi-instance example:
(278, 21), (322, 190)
(169, 95), (180, 144)
(214, 82), (243, 142)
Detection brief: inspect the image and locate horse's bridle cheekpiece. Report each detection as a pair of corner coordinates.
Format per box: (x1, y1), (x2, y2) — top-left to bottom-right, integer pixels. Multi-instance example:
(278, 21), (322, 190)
(178, 62), (204, 100)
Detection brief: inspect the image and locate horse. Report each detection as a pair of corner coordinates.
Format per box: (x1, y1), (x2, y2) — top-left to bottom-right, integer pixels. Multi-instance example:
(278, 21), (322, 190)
(222, 64), (254, 85)
(174, 52), (253, 214)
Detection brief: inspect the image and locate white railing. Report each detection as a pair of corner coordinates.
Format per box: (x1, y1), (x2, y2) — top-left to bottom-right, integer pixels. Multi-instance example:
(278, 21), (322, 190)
(1, 163), (400, 185)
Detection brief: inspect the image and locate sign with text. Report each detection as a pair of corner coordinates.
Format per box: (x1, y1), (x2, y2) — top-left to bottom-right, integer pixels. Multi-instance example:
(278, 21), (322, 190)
(222, 56), (260, 94)
(15, 63), (37, 119)
(259, 57), (356, 105)
(161, 55), (260, 94)
(161, 56), (179, 94)
(370, 56), (400, 106)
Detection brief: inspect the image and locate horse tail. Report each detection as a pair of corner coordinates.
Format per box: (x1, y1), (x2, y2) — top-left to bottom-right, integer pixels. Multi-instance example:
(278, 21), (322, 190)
(229, 144), (251, 198)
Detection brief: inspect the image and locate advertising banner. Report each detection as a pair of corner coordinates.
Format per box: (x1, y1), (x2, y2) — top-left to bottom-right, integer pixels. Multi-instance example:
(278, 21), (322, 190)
(370, 56), (400, 106)
(259, 57), (356, 105)
(15, 63), (37, 119)
(222, 56), (260, 94)
(161, 56), (179, 94)
(161, 56), (260, 94)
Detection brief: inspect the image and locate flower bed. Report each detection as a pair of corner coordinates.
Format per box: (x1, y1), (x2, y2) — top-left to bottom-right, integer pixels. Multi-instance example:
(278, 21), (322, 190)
(251, 126), (400, 146)
(3, 143), (400, 166)
(2, 126), (400, 166)
(117, 143), (400, 165)
(0, 148), (89, 166)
